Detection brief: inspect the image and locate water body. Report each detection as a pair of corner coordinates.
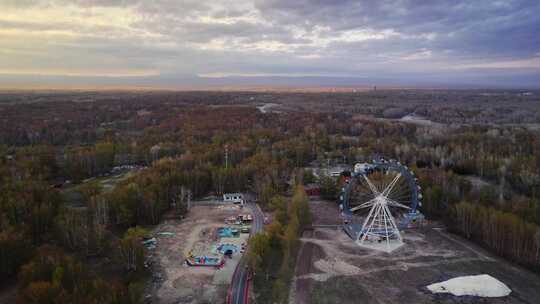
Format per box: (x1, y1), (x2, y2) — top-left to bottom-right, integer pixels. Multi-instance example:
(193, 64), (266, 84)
(399, 114), (437, 126)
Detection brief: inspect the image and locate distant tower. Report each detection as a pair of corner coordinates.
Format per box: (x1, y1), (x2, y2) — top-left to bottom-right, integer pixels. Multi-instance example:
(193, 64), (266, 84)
(373, 85), (377, 92)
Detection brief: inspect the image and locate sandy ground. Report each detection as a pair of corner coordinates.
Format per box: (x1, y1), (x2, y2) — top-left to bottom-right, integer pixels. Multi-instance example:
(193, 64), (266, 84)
(291, 199), (540, 304)
(146, 204), (250, 304)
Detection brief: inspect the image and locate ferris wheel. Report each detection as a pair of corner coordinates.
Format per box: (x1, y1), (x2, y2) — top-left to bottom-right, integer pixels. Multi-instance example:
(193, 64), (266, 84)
(340, 158), (423, 252)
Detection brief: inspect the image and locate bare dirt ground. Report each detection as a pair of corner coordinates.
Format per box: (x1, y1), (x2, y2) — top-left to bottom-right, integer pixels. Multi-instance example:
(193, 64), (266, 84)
(146, 204), (249, 304)
(292, 199), (540, 304)
(308, 198), (342, 226)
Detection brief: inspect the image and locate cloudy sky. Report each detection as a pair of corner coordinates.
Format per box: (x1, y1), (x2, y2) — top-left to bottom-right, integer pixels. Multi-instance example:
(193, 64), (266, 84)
(1, 0), (540, 89)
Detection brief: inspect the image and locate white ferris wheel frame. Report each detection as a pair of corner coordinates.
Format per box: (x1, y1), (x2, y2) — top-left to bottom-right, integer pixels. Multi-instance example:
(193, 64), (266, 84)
(352, 173), (410, 252)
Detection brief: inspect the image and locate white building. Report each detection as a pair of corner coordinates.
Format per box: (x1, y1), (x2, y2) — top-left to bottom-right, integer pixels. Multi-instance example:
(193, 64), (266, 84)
(354, 163), (374, 174)
(223, 193), (244, 204)
(328, 164), (351, 177)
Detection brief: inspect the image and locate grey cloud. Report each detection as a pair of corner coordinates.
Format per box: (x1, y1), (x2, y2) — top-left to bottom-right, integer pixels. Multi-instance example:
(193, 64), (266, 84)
(1, 0), (539, 88)
(254, 0), (540, 58)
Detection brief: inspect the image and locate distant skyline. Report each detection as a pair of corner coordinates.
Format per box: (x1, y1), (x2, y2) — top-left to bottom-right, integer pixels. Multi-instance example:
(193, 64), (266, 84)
(1, 0), (540, 89)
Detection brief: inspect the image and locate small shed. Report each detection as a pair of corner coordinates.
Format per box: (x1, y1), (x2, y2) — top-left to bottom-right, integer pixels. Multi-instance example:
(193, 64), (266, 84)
(223, 193), (244, 204)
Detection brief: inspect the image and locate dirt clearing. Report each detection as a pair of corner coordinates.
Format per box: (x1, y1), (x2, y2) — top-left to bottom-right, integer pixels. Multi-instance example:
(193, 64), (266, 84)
(293, 199), (540, 304)
(146, 204), (250, 304)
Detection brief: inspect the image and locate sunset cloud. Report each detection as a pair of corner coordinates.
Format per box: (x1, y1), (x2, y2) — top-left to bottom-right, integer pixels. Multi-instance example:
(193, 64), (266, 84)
(1, 0), (539, 88)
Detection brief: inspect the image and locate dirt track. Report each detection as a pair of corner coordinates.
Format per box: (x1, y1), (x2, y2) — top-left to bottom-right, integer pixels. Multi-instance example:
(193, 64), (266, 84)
(292, 199), (540, 304)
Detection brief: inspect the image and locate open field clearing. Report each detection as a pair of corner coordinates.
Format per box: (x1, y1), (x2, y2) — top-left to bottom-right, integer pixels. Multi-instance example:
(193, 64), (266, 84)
(292, 199), (540, 304)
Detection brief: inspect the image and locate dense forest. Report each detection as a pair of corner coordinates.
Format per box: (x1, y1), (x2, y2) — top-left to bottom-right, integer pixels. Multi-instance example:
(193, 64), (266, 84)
(0, 90), (539, 303)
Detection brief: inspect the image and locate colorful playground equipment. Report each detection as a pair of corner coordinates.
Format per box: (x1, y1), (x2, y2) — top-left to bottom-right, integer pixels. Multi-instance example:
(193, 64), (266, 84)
(185, 252), (224, 267)
(225, 214), (253, 225)
(186, 225), (246, 267)
(157, 231), (175, 237)
(217, 243), (239, 256)
(218, 227), (240, 238)
(238, 214), (253, 223)
(142, 237), (157, 250)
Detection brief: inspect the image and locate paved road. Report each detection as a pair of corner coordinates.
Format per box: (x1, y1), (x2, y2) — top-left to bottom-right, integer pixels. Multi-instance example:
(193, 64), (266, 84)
(229, 202), (264, 304)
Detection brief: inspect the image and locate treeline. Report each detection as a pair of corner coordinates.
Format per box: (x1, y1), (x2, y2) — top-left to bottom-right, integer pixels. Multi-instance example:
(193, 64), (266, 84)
(455, 201), (540, 267)
(418, 168), (540, 271)
(0, 173), (150, 303)
(17, 245), (144, 304)
(0, 165), (60, 285)
(98, 150), (298, 227)
(0, 105), (325, 303)
(248, 186), (311, 303)
(2, 93), (540, 299)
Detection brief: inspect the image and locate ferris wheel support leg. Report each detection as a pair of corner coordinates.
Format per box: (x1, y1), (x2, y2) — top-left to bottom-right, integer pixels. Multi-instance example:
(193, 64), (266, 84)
(382, 203), (391, 250)
(357, 201), (378, 244)
(385, 205), (402, 243)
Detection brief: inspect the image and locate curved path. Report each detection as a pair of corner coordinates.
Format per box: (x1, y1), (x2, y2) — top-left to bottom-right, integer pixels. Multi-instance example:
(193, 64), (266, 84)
(228, 202), (264, 304)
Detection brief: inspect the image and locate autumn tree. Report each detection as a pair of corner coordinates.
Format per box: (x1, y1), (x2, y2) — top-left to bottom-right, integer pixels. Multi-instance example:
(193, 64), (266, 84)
(319, 175), (338, 200)
(119, 226), (147, 272)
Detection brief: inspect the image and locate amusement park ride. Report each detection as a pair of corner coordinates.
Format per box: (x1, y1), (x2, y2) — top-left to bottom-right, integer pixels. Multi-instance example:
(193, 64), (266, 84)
(340, 158), (424, 253)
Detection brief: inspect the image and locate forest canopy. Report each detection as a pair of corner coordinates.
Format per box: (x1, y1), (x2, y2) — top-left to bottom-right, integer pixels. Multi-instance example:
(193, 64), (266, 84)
(0, 90), (539, 303)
